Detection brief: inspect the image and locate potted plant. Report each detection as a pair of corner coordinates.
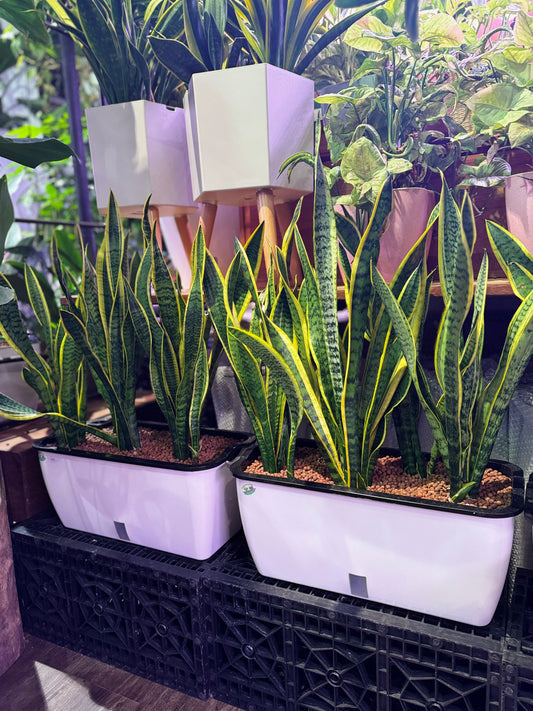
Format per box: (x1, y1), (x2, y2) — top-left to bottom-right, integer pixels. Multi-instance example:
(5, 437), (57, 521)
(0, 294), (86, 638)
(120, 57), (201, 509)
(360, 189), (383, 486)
(454, 3), (533, 247)
(212, 134), (526, 625)
(0, 193), (250, 559)
(315, 3), (470, 278)
(43, 0), (198, 219)
(151, 0), (384, 258)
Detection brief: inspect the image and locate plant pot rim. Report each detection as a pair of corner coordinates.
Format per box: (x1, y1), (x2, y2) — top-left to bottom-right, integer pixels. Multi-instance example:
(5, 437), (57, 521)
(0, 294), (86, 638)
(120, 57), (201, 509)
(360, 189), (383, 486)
(34, 423), (254, 472)
(233, 443), (523, 519)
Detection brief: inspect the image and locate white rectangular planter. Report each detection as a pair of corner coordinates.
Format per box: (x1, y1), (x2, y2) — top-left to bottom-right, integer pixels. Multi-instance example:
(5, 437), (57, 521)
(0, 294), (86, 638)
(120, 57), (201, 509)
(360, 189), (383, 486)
(184, 63), (314, 205)
(35, 430), (247, 560)
(234, 452), (522, 626)
(86, 100), (196, 218)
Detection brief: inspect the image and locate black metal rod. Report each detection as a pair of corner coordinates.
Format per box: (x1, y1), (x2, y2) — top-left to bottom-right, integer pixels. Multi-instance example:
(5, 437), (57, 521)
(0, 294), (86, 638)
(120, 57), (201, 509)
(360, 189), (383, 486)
(15, 217), (105, 228)
(59, 33), (97, 262)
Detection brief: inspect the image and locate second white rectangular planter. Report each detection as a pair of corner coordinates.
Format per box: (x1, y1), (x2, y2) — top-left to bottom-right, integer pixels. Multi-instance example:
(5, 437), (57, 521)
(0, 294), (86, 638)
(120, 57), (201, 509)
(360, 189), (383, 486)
(234, 453), (522, 626)
(35, 430), (248, 560)
(86, 100), (197, 218)
(184, 64), (315, 206)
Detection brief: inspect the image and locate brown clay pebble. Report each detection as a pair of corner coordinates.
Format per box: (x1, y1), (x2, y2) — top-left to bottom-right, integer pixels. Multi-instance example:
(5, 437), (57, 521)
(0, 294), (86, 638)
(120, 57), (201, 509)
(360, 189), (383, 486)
(76, 427), (236, 465)
(247, 451), (513, 510)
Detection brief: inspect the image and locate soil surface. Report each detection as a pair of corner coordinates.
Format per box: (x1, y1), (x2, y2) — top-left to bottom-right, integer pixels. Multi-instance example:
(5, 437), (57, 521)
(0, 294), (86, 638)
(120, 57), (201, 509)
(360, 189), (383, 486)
(76, 427), (237, 465)
(245, 449), (513, 510)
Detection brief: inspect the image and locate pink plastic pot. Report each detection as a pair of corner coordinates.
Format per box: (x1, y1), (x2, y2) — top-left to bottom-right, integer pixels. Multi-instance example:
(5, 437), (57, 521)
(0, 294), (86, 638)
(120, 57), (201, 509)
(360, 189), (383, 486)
(505, 172), (533, 249)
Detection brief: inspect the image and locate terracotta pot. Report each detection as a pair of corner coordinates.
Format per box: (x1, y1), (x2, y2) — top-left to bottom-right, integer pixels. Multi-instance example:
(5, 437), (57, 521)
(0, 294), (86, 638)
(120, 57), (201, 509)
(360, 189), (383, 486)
(377, 187), (436, 281)
(505, 171), (533, 249)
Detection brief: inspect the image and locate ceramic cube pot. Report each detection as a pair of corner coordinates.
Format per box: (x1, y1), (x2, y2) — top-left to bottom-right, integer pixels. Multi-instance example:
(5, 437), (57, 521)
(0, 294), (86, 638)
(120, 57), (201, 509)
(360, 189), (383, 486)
(184, 64), (314, 206)
(86, 100), (196, 218)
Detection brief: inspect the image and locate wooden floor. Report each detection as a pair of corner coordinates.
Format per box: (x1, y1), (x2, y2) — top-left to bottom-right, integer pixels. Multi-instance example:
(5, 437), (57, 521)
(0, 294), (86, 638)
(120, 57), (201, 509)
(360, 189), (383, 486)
(0, 635), (244, 711)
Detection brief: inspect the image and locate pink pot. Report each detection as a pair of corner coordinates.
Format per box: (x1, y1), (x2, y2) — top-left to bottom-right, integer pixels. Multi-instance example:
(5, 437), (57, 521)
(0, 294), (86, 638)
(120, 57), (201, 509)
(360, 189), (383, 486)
(505, 171), (533, 250)
(377, 188), (436, 282)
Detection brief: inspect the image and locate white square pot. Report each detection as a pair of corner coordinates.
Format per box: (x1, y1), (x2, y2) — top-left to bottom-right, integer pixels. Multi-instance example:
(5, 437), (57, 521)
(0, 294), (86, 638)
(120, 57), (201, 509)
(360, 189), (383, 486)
(184, 64), (314, 206)
(86, 100), (197, 218)
(36, 431), (247, 560)
(235, 453), (522, 626)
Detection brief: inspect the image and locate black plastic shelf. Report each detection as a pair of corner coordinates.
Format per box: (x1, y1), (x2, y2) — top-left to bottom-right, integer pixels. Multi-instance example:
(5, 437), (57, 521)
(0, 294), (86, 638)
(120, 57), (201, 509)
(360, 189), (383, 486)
(202, 532), (507, 711)
(11, 513), (210, 698)
(11, 513), (524, 711)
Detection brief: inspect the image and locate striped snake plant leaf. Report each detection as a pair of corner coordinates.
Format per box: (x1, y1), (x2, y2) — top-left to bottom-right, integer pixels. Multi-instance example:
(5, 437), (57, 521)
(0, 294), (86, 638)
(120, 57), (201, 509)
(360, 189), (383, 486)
(293, 223), (341, 429)
(359, 263), (427, 483)
(487, 220), (533, 299)
(0, 392), (118, 445)
(152, 230), (183, 359)
(457, 253), (488, 476)
(371, 264), (449, 468)
(127, 276), (180, 450)
(343, 178), (393, 482)
(437, 179), (465, 305)
(469, 287), (533, 486)
(460, 189), (476, 254)
(261, 317), (346, 484)
(228, 323), (308, 479)
(0, 281), (49, 379)
(227, 326), (279, 472)
(175, 235), (208, 458)
(189, 340), (209, 459)
(60, 308), (137, 451)
(279, 198), (302, 276)
(434, 185), (474, 490)
(25, 264), (55, 366)
(313, 147), (344, 429)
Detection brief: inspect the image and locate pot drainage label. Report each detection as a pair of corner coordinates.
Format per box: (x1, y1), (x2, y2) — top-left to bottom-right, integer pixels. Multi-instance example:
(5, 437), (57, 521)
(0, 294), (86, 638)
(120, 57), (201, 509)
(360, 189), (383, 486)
(114, 521), (130, 541)
(241, 484), (255, 495)
(349, 573), (368, 598)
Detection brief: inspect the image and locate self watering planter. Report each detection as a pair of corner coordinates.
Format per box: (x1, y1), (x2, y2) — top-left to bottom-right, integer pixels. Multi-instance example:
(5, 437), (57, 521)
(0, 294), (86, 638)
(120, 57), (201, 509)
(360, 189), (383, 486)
(34, 426), (252, 560)
(233, 445), (523, 626)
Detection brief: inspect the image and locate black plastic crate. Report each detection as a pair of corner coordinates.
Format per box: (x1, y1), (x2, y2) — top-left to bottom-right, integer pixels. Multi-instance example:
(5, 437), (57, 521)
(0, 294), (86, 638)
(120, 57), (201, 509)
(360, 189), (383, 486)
(206, 535), (507, 711)
(508, 568), (533, 656)
(11, 513), (209, 698)
(500, 654), (533, 711)
(12, 525), (74, 647)
(203, 578), (291, 711)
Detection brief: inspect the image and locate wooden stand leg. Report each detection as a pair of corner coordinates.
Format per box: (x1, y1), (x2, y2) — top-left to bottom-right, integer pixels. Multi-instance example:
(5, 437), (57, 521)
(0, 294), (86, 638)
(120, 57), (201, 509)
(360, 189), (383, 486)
(256, 188), (278, 273)
(199, 202), (217, 248)
(148, 206), (163, 250)
(174, 215), (193, 263)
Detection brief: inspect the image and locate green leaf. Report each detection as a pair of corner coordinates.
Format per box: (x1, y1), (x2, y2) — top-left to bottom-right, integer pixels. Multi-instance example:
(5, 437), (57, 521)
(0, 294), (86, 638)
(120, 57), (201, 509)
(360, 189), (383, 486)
(0, 176), (13, 263)
(0, 136), (74, 168)
(0, 0), (50, 45)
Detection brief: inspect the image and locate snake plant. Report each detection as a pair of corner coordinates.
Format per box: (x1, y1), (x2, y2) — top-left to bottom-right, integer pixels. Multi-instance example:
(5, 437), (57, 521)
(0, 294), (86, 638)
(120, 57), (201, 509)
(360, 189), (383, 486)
(202, 217), (293, 473)
(203, 138), (430, 484)
(0, 258), (87, 449)
(373, 181), (533, 502)
(126, 207), (213, 460)
(57, 193), (141, 451)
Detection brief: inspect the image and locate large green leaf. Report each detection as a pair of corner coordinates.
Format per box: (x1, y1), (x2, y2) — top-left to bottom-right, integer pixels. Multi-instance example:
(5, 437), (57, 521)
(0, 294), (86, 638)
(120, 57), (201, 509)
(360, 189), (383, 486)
(0, 0), (50, 45)
(0, 136), (74, 168)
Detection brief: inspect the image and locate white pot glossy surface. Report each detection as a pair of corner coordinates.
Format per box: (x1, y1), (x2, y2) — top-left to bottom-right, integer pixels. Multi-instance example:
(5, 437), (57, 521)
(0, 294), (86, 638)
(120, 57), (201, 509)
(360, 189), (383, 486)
(38, 447), (241, 559)
(236, 473), (519, 625)
(86, 100), (196, 218)
(184, 64), (314, 205)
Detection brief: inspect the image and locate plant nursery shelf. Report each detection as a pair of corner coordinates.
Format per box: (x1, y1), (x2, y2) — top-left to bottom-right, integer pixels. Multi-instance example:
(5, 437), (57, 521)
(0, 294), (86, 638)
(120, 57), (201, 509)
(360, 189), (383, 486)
(11, 512), (533, 711)
(336, 278), (514, 301)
